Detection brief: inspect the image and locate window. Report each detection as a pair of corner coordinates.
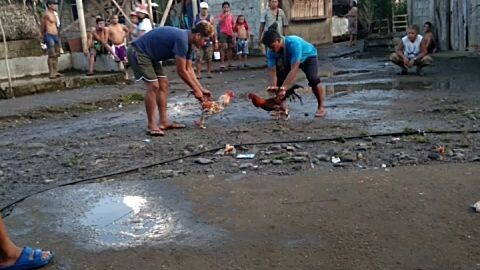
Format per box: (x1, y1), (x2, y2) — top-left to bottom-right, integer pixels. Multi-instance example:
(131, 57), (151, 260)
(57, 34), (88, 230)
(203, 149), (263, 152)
(291, 0), (326, 21)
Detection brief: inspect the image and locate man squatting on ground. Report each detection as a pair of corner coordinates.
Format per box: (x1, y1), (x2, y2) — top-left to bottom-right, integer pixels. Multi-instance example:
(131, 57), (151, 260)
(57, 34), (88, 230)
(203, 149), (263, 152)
(108, 15), (130, 80)
(86, 17), (119, 76)
(40, 0), (63, 79)
(390, 25), (433, 75)
(127, 22), (214, 136)
(262, 23), (326, 118)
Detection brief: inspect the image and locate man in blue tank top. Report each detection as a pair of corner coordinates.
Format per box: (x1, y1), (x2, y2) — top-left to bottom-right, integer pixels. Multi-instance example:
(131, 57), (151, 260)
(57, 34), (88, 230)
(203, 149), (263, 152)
(127, 22), (214, 136)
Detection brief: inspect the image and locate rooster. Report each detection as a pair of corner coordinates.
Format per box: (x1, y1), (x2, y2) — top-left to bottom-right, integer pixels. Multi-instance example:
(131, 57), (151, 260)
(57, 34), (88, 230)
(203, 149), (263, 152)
(247, 84), (303, 117)
(194, 90), (235, 129)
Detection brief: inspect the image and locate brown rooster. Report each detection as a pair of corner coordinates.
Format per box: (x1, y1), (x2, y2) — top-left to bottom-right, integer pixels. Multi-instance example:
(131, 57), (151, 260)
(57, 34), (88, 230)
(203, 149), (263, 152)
(247, 84), (303, 117)
(195, 90), (235, 129)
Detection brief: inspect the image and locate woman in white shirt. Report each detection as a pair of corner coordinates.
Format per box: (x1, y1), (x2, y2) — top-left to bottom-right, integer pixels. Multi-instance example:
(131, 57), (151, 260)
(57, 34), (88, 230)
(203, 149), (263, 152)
(136, 4), (153, 37)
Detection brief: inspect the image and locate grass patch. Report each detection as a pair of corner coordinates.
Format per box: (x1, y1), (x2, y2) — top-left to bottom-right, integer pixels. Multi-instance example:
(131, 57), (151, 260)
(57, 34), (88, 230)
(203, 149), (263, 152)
(118, 93), (144, 103)
(407, 135), (429, 144)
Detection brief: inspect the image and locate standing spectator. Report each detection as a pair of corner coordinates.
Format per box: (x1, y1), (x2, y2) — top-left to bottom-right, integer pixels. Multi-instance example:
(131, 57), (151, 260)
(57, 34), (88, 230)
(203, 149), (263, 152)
(86, 17), (118, 76)
(345, 0), (358, 47)
(108, 15), (130, 80)
(259, 0), (288, 43)
(128, 11), (140, 41)
(233, 15), (251, 68)
(40, 0), (63, 79)
(218, 1), (235, 69)
(136, 4), (153, 37)
(194, 2), (217, 79)
(127, 23), (213, 136)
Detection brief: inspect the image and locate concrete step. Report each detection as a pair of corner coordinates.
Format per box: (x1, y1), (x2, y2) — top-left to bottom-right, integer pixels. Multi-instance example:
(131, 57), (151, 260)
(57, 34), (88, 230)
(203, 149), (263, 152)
(0, 72), (125, 99)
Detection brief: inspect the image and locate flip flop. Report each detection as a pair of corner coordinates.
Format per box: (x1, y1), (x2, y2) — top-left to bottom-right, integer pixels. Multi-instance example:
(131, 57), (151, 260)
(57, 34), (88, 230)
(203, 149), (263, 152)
(86, 72), (94, 76)
(315, 111), (327, 118)
(160, 123), (186, 130)
(0, 246), (54, 270)
(146, 129), (165, 136)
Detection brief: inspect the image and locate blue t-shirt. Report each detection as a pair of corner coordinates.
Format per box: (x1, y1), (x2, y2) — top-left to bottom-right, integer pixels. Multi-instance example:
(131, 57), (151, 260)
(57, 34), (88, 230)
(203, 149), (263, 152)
(133, 26), (192, 61)
(267, 36), (317, 68)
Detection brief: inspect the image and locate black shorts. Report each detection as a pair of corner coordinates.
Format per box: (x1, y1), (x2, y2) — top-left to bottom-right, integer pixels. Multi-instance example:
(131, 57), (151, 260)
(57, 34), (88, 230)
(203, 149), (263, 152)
(276, 56), (321, 87)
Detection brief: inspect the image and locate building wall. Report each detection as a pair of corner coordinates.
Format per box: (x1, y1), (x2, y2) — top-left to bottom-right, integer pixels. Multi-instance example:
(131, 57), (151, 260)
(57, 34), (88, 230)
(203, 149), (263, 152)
(281, 0), (333, 45)
(469, 0), (480, 46)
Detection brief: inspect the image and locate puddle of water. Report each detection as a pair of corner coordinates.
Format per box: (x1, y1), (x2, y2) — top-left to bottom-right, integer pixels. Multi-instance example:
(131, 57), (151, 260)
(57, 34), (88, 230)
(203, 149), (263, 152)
(80, 195), (175, 245)
(6, 180), (224, 251)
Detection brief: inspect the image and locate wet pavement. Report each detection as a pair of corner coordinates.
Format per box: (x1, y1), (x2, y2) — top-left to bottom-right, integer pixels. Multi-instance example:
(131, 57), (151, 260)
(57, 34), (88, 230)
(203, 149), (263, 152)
(1, 47), (480, 269)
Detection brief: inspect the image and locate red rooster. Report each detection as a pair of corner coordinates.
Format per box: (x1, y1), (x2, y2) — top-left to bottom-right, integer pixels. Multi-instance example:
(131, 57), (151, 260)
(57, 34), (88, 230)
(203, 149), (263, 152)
(195, 90), (235, 129)
(247, 84), (303, 117)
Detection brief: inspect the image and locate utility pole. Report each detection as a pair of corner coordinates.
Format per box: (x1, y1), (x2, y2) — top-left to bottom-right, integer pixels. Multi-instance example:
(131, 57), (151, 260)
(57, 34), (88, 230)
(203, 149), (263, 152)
(75, 0), (88, 52)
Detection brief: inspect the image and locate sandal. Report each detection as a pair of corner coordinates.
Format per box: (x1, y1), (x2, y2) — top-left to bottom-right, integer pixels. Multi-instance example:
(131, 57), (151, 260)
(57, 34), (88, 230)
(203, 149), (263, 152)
(0, 246), (54, 270)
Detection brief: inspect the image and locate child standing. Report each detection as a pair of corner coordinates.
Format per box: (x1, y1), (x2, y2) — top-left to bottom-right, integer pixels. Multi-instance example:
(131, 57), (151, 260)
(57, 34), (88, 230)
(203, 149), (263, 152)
(233, 15), (250, 68)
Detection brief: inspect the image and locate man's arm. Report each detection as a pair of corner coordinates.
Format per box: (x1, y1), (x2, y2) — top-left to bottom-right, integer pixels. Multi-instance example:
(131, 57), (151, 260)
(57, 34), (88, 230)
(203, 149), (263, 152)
(415, 39), (429, 61)
(278, 61), (300, 96)
(268, 67), (277, 87)
(176, 57), (209, 101)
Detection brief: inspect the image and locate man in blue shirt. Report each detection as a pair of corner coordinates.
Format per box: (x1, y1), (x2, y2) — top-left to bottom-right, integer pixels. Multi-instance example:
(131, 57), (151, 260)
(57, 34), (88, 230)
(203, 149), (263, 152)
(262, 23), (326, 118)
(128, 22), (214, 136)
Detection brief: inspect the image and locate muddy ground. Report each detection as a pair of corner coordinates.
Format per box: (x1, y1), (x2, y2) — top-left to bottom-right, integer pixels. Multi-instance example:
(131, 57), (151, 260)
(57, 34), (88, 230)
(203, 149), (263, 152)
(0, 49), (480, 269)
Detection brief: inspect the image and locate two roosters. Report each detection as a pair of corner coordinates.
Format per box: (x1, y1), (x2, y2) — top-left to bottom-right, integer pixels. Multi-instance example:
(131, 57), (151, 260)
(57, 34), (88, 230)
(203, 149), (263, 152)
(248, 84), (304, 117)
(195, 90), (235, 129)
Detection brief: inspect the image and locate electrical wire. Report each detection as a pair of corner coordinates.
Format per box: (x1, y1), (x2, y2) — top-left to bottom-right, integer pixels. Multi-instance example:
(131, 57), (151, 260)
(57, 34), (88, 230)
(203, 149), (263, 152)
(2, 129), (479, 216)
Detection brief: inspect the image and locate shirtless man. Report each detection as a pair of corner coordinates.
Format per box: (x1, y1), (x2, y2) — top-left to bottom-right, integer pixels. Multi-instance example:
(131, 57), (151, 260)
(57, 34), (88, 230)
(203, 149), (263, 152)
(108, 15), (130, 79)
(86, 17), (118, 76)
(40, 0), (63, 79)
(423, 21), (437, 53)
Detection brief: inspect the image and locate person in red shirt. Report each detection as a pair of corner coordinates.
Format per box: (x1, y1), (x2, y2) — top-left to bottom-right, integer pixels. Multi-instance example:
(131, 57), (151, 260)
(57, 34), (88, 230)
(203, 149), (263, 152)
(217, 1), (235, 69)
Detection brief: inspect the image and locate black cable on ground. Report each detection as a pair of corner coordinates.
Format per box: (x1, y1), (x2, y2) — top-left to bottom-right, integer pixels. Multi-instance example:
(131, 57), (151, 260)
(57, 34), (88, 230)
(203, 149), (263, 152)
(2, 129), (480, 216)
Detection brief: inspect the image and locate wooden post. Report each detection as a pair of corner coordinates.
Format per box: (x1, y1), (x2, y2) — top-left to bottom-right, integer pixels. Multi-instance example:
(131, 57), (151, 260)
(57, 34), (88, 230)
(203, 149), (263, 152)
(147, 0), (154, 23)
(192, 0), (198, 19)
(75, 0), (88, 52)
(111, 0), (134, 25)
(160, 0), (174, 26)
(0, 18), (14, 98)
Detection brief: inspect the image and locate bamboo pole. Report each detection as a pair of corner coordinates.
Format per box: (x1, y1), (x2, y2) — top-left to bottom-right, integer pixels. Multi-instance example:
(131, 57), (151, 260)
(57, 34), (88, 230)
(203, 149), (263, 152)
(75, 0), (88, 52)
(111, 0), (134, 25)
(147, 0), (154, 23)
(160, 0), (174, 26)
(0, 18), (14, 98)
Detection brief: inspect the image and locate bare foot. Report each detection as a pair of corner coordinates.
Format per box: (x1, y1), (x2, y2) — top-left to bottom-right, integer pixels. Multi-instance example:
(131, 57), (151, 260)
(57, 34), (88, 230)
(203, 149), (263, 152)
(159, 122), (186, 130)
(315, 109), (326, 118)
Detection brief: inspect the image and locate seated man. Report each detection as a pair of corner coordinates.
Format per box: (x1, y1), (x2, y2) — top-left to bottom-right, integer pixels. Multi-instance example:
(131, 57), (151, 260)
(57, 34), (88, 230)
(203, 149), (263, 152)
(423, 21), (437, 53)
(390, 25), (433, 75)
(85, 17), (118, 76)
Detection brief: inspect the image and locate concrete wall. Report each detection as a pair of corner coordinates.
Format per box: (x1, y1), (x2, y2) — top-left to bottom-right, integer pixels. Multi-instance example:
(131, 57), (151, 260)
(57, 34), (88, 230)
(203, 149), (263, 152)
(0, 53), (119, 80)
(0, 40), (44, 60)
(282, 0), (333, 45)
(468, 0), (480, 47)
(408, 0), (434, 27)
(0, 54), (72, 80)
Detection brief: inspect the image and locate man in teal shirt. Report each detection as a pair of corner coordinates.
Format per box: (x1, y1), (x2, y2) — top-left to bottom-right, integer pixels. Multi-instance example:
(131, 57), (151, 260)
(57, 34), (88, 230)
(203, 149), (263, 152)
(263, 24), (326, 118)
